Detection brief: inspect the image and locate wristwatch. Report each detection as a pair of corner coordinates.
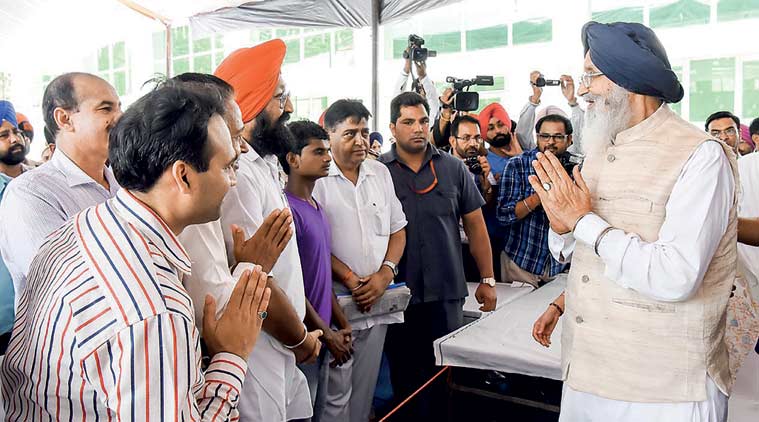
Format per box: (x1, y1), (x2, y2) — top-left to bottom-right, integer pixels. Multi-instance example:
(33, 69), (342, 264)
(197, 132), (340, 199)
(480, 277), (496, 287)
(382, 260), (398, 277)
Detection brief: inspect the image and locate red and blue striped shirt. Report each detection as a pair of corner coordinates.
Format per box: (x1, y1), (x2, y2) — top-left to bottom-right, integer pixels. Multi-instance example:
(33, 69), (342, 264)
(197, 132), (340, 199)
(1, 189), (247, 421)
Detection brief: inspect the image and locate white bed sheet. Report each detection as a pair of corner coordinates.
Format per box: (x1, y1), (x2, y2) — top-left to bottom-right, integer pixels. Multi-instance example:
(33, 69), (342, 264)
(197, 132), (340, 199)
(435, 275), (567, 380)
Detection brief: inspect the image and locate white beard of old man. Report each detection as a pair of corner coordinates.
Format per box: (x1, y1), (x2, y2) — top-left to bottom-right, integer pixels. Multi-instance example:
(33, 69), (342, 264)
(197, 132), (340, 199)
(527, 20), (745, 422)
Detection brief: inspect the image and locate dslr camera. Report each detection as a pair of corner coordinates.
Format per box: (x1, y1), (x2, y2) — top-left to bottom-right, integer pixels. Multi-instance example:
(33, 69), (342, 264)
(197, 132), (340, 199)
(463, 156), (483, 175)
(445, 75), (495, 112)
(403, 34), (437, 62)
(558, 152), (583, 175)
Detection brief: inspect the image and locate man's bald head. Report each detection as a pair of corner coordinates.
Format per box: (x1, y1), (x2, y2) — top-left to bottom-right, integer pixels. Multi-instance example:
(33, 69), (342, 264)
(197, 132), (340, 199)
(42, 72), (110, 139)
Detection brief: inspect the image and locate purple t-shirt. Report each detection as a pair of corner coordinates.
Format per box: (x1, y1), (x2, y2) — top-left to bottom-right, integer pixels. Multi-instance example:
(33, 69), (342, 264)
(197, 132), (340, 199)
(286, 191), (333, 326)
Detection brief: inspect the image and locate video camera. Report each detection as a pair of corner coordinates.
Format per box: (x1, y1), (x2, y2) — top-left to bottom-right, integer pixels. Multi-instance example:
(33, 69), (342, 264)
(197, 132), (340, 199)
(533, 75), (561, 87)
(403, 34), (437, 62)
(445, 75), (495, 112)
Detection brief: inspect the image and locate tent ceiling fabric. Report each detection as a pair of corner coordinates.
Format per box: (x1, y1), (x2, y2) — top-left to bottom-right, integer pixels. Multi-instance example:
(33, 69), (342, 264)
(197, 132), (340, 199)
(189, 0), (463, 35)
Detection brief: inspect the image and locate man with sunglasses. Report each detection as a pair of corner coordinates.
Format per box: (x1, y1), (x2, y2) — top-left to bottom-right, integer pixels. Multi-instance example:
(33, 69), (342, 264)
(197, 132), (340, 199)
(706, 111), (740, 154)
(496, 114), (572, 286)
(379, 92), (496, 420)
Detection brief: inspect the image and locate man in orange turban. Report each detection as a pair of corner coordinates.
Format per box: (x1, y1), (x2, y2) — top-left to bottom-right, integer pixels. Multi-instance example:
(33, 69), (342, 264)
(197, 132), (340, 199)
(211, 39), (320, 422)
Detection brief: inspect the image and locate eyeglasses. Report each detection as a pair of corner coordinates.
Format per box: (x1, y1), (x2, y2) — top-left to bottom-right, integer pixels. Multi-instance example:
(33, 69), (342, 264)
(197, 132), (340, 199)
(455, 135), (482, 143)
(709, 127), (737, 138)
(0, 128), (22, 142)
(537, 133), (570, 142)
(579, 71), (604, 87)
(396, 160), (438, 195)
(273, 89), (291, 109)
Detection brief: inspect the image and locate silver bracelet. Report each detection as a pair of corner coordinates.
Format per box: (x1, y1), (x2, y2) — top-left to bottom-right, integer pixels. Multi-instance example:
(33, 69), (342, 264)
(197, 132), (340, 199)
(284, 327), (308, 349)
(594, 226), (615, 256)
(522, 199), (533, 213)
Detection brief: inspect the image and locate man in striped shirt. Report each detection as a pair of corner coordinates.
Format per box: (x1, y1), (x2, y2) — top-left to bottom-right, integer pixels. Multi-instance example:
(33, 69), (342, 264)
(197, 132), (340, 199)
(1, 84), (271, 421)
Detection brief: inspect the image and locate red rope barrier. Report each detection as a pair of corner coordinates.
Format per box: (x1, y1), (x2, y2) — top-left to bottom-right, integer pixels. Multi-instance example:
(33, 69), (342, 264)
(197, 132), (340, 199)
(378, 366), (450, 422)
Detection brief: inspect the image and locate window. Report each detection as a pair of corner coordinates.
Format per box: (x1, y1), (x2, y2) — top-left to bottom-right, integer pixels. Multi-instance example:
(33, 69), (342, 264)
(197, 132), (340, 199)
(650, 0), (710, 29)
(158, 26), (225, 76)
(591, 7), (645, 24)
(293, 96), (329, 121)
(513, 19), (552, 45)
(689, 58), (735, 122)
(392, 37), (408, 59)
(671, 66), (684, 116)
(425, 31), (462, 54)
(744, 61), (759, 120)
(335, 29), (354, 52)
(304, 33), (331, 58)
(718, 0), (759, 21)
(276, 28), (300, 38)
(97, 41), (128, 96)
(284, 39), (301, 64)
(466, 25), (508, 51)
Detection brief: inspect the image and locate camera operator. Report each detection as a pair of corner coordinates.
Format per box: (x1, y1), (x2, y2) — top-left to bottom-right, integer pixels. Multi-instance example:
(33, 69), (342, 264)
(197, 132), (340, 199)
(495, 113), (574, 286)
(395, 36), (440, 123)
(516, 71), (584, 155)
(449, 115), (496, 205)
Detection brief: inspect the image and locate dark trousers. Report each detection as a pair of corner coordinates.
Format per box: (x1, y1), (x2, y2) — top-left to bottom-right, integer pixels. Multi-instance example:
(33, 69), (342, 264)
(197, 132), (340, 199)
(384, 299), (464, 421)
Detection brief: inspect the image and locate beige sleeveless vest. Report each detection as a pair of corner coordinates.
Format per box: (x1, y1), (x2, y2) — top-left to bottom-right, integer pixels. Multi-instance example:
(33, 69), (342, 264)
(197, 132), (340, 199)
(561, 104), (738, 402)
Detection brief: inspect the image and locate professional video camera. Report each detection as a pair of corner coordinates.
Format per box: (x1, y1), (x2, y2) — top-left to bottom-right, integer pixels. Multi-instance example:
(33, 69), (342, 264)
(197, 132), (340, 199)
(403, 34), (437, 62)
(445, 75), (495, 112)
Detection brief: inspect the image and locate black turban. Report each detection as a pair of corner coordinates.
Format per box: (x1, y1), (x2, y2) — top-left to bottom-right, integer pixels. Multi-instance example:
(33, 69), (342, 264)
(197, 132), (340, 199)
(582, 21), (684, 103)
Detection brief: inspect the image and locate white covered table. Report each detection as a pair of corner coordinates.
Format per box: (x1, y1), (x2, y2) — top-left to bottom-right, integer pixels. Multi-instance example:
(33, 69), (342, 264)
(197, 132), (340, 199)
(436, 275), (567, 380)
(463, 281), (534, 319)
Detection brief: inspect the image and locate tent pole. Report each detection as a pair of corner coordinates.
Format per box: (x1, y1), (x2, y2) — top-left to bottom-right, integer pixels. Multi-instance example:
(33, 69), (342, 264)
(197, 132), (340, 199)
(165, 24), (172, 77)
(371, 0), (380, 132)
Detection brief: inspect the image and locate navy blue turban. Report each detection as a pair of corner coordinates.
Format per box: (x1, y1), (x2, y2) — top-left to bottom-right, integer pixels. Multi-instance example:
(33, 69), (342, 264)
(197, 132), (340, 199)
(0, 100), (17, 128)
(582, 21), (684, 103)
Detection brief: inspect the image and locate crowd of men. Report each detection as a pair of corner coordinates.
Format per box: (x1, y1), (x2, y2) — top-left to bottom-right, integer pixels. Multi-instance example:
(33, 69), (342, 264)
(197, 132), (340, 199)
(0, 19), (757, 422)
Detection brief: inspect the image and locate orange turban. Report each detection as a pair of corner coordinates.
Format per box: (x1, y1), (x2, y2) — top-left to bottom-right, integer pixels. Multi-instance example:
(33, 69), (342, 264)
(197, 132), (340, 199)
(16, 112), (34, 132)
(214, 39), (287, 123)
(478, 103), (511, 137)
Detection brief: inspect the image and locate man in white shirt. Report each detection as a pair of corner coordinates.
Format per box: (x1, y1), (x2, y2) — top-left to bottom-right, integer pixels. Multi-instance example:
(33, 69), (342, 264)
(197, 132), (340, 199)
(395, 49), (440, 123)
(530, 21), (736, 422)
(0, 73), (121, 302)
(211, 40), (321, 421)
(313, 99), (407, 422)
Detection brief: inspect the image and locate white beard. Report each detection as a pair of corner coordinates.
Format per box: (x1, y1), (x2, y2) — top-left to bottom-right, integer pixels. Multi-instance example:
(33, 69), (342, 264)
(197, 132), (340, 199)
(581, 85), (632, 158)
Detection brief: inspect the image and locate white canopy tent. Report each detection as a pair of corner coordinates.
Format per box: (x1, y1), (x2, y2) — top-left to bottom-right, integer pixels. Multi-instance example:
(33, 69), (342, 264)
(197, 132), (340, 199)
(0, 0), (463, 128)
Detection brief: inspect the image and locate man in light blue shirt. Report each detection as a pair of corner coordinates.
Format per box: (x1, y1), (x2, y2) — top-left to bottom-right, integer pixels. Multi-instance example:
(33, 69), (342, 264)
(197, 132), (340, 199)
(0, 173), (15, 354)
(0, 73), (121, 303)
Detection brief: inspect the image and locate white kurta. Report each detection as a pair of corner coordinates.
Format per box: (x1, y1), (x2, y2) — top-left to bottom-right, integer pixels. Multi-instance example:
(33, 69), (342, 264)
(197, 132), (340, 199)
(737, 152), (759, 303)
(179, 148), (311, 422)
(548, 141), (733, 422)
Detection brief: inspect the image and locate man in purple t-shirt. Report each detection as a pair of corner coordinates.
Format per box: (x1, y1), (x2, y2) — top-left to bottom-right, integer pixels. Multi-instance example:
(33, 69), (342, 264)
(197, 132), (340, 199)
(281, 120), (353, 420)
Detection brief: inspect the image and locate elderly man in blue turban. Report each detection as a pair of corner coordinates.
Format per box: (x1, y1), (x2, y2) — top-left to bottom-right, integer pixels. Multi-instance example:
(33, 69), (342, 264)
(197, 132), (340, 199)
(528, 22), (739, 421)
